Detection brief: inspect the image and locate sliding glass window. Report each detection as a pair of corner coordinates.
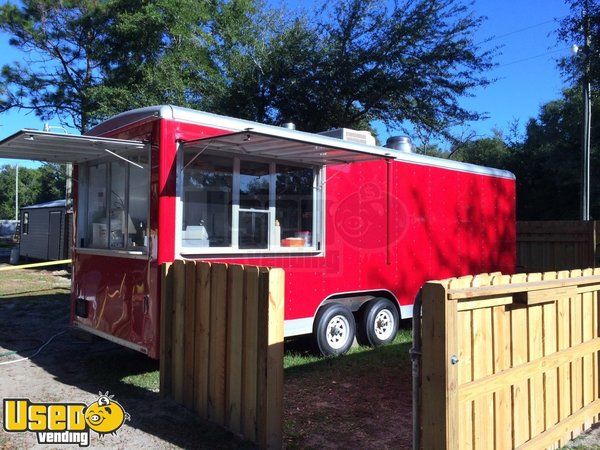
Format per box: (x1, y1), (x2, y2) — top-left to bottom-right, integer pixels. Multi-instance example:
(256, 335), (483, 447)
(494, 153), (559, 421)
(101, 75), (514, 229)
(180, 148), (320, 253)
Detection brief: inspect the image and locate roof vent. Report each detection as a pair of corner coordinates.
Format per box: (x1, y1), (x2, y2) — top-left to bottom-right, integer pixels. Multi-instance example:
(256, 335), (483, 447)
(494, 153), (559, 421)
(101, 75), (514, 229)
(318, 128), (376, 146)
(282, 122), (296, 130)
(385, 136), (413, 153)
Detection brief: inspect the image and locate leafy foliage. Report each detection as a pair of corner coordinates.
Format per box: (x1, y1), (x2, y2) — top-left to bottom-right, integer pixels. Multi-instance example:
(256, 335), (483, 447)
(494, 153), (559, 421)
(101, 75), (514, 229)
(0, 0), (259, 132)
(0, 164), (66, 219)
(212, 0), (495, 137)
(449, 88), (600, 220)
(0, 0), (493, 139)
(557, 0), (600, 88)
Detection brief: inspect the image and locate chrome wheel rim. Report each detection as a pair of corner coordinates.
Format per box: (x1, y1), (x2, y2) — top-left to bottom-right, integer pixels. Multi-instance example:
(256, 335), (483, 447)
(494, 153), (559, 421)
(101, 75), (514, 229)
(374, 309), (394, 340)
(326, 315), (351, 350)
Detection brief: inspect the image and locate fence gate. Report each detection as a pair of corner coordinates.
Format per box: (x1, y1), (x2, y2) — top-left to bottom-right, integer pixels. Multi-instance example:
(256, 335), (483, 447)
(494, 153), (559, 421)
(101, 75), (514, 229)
(420, 269), (600, 449)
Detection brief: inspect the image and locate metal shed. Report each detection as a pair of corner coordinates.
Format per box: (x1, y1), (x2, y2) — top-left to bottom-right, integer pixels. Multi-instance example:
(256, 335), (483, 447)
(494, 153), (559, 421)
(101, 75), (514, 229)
(19, 199), (68, 261)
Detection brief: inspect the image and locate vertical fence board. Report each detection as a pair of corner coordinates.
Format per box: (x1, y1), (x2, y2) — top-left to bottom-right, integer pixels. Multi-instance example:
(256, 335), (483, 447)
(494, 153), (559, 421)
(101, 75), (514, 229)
(583, 268), (595, 430)
(511, 301), (529, 447)
(527, 273), (544, 438)
(226, 264), (245, 434)
(183, 261), (197, 410)
(172, 259), (186, 404)
(571, 270), (584, 438)
(208, 263), (228, 425)
(422, 281), (459, 450)
(542, 272), (559, 434)
(159, 262), (174, 398)
(263, 268), (285, 449)
(492, 304), (511, 449)
(472, 307), (494, 450)
(194, 262), (211, 417)
(458, 310), (473, 450)
(242, 266), (260, 441)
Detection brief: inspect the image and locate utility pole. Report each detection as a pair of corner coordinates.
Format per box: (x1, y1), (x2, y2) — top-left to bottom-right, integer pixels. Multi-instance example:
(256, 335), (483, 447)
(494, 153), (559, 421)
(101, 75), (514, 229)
(582, 0), (592, 221)
(14, 164), (19, 220)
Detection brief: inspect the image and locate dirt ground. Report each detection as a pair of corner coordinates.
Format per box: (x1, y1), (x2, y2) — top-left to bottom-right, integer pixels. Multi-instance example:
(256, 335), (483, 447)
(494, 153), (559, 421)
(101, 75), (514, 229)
(0, 265), (413, 449)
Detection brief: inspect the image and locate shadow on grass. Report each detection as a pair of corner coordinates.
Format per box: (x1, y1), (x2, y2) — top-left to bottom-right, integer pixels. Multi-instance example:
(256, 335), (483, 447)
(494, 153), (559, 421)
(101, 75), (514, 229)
(282, 331), (414, 449)
(0, 290), (255, 449)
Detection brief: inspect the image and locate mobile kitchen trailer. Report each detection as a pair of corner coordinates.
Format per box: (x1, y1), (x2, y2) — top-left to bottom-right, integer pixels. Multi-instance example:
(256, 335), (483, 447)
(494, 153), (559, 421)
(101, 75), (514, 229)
(0, 106), (515, 357)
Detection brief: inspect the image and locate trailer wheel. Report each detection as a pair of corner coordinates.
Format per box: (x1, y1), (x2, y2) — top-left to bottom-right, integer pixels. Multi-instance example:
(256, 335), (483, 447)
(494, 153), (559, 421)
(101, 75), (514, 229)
(357, 298), (399, 347)
(314, 303), (356, 356)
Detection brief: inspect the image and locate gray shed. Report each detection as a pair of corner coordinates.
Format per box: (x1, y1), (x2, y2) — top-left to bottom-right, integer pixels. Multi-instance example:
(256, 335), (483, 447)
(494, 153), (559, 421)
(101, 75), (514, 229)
(19, 199), (69, 261)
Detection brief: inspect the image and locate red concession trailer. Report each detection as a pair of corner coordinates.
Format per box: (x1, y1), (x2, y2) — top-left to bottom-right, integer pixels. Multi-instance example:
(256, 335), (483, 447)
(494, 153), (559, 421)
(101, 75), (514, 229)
(0, 106), (515, 357)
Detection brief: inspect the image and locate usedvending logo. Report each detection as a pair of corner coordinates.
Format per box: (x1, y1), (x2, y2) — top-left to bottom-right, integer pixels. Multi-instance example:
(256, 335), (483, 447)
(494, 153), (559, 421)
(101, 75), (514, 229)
(3, 392), (129, 446)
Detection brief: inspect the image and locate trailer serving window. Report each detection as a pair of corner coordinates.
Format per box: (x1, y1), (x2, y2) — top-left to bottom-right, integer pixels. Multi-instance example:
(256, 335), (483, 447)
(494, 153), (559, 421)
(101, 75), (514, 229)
(176, 129), (395, 255)
(179, 148), (320, 253)
(79, 150), (150, 253)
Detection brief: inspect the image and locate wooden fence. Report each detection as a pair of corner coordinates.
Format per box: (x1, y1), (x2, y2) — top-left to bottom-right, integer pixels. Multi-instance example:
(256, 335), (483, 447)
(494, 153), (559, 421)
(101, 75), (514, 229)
(160, 260), (285, 449)
(517, 221), (598, 272)
(421, 269), (600, 449)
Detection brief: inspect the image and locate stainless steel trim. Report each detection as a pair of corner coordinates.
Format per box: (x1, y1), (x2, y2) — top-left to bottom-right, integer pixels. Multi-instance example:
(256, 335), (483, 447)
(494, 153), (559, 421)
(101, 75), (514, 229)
(73, 248), (149, 260)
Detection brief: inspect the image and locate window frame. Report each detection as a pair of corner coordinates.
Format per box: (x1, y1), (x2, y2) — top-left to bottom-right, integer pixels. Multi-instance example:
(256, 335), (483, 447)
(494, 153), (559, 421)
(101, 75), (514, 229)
(176, 143), (324, 256)
(22, 212), (29, 235)
(75, 145), (151, 257)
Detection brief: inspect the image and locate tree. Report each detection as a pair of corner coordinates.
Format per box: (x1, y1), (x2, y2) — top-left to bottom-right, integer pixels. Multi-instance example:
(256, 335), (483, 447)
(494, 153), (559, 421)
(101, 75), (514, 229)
(212, 0), (495, 138)
(513, 88), (600, 220)
(0, 0), (259, 132)
(1, 0), (494, 140)
(449, 89), (600, 220)
(557, 0), (600, 88)
(450, 133), (512, 169)
(0, 164), (65, 219)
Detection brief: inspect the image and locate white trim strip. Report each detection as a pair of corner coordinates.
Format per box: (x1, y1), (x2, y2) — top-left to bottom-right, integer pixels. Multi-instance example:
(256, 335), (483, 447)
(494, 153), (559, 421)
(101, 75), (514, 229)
(284, 317), (314, 337)
(89, 105), (515, 180)
(400, 304), (414, 319)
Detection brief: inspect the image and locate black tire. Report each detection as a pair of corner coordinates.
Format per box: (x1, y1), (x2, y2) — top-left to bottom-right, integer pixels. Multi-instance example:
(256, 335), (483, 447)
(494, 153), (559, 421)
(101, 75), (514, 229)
(356, 298), (399, 347)
(313, 303), (356, 356)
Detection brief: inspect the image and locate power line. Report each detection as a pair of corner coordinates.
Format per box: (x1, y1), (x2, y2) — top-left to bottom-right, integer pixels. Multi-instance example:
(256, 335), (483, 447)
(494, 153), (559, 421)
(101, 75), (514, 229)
(488, 17), (564, 43)
(496, 47), (569, 68)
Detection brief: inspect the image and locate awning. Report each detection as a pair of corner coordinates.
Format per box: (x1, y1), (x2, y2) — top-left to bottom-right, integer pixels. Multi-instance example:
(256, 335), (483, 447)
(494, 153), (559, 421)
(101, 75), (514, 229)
(0, 130), (145, 164)
(181, 130), (395, 165)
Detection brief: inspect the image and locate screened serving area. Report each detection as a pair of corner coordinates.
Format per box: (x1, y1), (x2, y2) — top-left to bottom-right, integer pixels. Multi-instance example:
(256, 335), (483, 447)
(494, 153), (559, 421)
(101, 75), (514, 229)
(177, 132), (324, 254)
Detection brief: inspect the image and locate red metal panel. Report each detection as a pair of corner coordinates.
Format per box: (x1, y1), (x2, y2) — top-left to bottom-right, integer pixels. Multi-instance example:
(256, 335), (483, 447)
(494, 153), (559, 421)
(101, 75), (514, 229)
(71, 252), (160, 357)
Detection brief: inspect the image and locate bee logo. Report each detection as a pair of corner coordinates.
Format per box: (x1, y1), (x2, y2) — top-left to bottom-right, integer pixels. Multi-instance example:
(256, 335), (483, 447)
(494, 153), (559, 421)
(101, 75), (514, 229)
(84, 392), (130, 436)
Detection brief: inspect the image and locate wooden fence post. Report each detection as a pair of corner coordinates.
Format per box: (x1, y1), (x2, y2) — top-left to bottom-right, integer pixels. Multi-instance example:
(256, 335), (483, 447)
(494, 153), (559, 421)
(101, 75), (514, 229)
(421, 281), (458, 450)
(159, 262), (173, 398)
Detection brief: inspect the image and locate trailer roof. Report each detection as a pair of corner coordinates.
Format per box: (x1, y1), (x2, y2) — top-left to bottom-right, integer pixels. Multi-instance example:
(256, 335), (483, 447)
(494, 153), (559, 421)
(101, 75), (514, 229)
(91, 105), (516, 179)
(21, 199), (66, 210)
(0, 130), (145, 164)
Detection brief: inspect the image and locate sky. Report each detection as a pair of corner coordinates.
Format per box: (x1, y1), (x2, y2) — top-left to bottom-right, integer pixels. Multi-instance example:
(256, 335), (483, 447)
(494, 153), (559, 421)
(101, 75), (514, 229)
(0, 0), (573, 167)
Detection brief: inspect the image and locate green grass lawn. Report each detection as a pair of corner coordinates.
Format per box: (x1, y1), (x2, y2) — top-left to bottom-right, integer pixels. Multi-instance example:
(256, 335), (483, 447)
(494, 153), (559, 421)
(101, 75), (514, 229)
(118, 328), (412, 393)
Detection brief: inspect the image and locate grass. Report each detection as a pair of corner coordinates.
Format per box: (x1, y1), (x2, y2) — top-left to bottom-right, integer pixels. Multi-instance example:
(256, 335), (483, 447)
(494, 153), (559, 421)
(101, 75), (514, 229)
(284, 328), (412, 371)
(108, 329), (413, 394)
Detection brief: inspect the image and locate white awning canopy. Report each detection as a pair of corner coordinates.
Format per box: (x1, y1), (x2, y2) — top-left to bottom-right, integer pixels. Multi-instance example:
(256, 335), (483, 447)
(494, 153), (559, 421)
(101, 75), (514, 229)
(0, 130), (145, 164)
(182, 130), (395, 165)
